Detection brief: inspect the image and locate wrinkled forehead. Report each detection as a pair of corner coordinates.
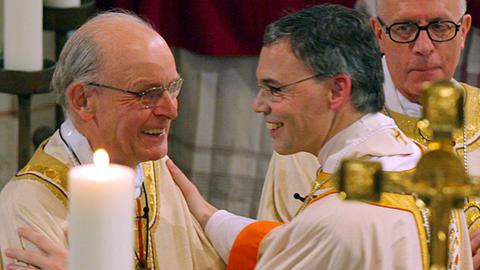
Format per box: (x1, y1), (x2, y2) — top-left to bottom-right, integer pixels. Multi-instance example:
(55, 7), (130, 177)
(94, 27), (176, 83)
(378, 0), (462, 22)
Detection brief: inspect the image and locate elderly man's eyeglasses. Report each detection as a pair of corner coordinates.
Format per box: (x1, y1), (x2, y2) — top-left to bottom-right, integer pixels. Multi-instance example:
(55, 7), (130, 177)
(377, 17), (464, 43)
(258, 73), (325, 102)
(87, 77), (183, 108)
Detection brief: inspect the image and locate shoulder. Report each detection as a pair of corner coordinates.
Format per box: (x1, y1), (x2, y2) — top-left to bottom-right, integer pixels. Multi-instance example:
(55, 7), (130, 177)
(290, 195), (417, 239)
(0, 178), (67, 217)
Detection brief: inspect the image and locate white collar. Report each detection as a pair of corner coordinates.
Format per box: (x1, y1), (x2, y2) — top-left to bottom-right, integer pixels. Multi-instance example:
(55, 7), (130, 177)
(382, 57), (423, 118)
(316, 113), (397, 170)
(60, 119), (145, 197)
(317, 113), (397, 173)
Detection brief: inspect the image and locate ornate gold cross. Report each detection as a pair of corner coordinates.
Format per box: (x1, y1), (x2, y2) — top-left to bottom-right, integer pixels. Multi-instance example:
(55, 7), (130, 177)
(338, 81), (480, 270)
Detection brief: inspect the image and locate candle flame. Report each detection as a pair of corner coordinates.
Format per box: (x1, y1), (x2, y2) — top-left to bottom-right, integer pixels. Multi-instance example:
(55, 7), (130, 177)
(93, 149), (109, 168)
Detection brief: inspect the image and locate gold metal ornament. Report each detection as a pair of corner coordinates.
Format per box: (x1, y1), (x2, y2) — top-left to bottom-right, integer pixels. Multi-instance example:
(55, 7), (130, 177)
(338, 80), (480, 270)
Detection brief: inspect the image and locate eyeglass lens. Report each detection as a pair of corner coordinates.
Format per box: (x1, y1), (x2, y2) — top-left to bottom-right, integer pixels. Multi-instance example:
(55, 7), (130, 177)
(141, 78), (183, 107)
(389, 21), (458, 42)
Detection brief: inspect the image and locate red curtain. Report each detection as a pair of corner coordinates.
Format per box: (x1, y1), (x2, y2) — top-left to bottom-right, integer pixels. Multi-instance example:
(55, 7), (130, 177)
(467, 0), (479, 28)
(95, 0), (357, 56)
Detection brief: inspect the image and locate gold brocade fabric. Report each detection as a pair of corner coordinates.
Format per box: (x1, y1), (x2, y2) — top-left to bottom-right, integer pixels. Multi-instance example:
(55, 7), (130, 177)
(14, 140), (70, 208)
(12, 139), (161, 270)
(384, 83), (480, 153)
(384, 83), (480, 231)
(134, 161), (159, 270)
(298, 171), (429, 269)
(464, 199), (480, 233)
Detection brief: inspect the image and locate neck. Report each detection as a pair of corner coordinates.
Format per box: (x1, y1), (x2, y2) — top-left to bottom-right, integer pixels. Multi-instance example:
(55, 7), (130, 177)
(397, 88), (421, 105)
(316, 108), (366, 155)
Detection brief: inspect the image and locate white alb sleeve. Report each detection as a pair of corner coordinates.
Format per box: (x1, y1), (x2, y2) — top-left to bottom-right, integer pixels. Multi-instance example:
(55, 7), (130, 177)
(204, 210), (255, 263)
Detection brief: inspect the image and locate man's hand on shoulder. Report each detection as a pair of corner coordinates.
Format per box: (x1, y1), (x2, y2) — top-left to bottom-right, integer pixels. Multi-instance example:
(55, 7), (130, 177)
(4, 227), (68, 270)
(166, 159), (218, 228)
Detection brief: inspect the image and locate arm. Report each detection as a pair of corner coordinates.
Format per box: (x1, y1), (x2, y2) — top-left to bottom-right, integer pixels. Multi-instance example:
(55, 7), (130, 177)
(166, 160), (264, 263)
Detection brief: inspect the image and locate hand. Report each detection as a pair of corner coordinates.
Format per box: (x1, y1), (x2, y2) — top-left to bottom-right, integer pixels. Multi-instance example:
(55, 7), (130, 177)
(166, 159), (218, 228)
(4, 227), (68, 270)
(471, 229), (480, 269)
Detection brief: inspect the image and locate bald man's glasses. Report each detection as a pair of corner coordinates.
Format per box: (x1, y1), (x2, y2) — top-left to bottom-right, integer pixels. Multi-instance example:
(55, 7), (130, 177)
(88, 77), (183, 108)
(377, 17), (464, 43)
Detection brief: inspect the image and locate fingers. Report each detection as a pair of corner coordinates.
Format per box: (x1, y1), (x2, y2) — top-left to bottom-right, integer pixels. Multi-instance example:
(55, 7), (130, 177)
(166, 159), (218, 228)
(472, 230), (480, 255)
(5, 263), (37, 270)
(4, 248), (43, 269)
(7, 228), (68, 270)
(474, 251), (480, 270)
(60, 221), (69, 246)
(166, 159), (198, 195)
(16, 228), (62, 256)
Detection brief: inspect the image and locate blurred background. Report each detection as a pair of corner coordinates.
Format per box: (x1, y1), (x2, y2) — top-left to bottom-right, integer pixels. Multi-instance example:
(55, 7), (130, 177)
(0, 0), (478, 217)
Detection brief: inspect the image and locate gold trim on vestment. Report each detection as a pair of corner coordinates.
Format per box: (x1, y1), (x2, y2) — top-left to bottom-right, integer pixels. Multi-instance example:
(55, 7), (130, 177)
(298, 169), (429, 269)
(384, 83), (480, 154)
(372, 192), (430, 270)
(460, 83), (480, 150)
(13, 138), (161, 270)
(464, 199), (480, 232)
(133, 161), (159, 270)
(13, 139), (70, 208)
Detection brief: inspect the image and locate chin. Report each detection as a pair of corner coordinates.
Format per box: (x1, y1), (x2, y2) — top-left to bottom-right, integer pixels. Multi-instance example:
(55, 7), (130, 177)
(274, 146), (297, 156)
(142, 148), (168, 162)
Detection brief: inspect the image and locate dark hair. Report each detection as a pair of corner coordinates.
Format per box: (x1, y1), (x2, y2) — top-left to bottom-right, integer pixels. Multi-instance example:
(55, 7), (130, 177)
(263, 4), (384, 113)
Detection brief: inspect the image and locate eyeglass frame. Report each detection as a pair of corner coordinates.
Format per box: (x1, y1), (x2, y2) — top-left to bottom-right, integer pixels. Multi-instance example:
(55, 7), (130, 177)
(87, 77), (183, 108)
(376, 16), (464, 44)
(258, 73), (327, 101)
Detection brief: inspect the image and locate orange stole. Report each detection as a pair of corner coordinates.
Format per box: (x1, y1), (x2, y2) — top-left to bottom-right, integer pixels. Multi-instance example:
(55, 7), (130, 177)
(227, 221), (283, 270)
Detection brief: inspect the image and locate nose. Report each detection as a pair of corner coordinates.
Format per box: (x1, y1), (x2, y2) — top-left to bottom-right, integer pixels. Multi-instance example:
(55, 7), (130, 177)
(252, 90), (270, 115)
(151, 92), (178, 119)
(412, 30), (434, 56)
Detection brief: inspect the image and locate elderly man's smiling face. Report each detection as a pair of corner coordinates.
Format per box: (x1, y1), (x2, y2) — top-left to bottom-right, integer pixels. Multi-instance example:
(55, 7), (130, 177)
(85, 19), (179, 167)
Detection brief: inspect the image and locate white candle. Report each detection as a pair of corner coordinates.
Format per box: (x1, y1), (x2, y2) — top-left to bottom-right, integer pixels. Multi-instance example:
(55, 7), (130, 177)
(69, 149), (135, 270)
(44, 0), (81, 8)
(4, 0), (43, 71)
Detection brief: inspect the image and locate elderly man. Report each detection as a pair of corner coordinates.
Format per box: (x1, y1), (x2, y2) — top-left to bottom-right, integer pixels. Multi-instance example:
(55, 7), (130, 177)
(169, 5), (437, 269)
(0, 11), (224, 270)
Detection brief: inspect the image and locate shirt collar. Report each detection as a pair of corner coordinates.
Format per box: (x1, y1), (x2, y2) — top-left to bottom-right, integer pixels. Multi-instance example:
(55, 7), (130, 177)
(382, 57), (423, 118)
(316, 113), (396, 166)
(60, 119), (145, 197)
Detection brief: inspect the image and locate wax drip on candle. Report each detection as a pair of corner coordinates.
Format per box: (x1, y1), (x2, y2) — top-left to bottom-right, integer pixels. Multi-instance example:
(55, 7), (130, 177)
(93, 149), (109, 168)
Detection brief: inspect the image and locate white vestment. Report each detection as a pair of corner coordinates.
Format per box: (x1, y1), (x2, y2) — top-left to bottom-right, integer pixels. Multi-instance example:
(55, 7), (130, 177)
(206, 113), (435, 270)
(257, 58), (478, 269)
(0, 120), (224, 270)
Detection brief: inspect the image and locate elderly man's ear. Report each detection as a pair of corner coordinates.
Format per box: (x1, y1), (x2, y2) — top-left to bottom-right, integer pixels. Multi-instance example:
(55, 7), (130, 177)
(66, 83), (95, 121)
(328, 74), (352, 112)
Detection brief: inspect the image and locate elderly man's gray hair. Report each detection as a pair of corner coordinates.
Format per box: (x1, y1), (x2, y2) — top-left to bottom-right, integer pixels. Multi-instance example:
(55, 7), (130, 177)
(52, 11), (154, 115)
(376, 0), (467, 17)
